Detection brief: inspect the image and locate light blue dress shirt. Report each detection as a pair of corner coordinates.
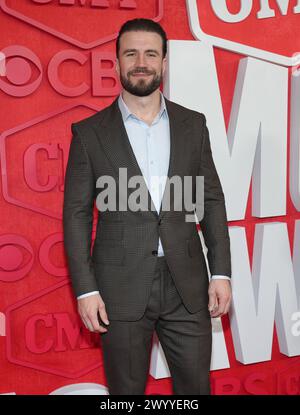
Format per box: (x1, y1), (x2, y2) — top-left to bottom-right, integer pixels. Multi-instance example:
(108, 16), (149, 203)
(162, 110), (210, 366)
(77, 91), (230, 299)
(118, 90), (169, 257)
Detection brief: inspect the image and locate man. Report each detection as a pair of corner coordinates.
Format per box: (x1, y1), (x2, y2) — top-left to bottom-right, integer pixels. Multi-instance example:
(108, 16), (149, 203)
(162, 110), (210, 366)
(63, 18), (232, 395)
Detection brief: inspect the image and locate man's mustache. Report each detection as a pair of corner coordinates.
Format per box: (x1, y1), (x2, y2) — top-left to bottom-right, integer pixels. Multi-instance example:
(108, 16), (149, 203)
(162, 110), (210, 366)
(129, 69), (155, 75)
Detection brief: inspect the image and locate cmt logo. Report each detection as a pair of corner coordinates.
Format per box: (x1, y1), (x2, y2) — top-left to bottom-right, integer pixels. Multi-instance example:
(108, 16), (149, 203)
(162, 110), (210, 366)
(0, 0), (164, 49)
(186, 0), (300, 66)
(5, 280), (103, 378)
(0, 103), (99, 219)
(25, 312), (95, 354)
(32, 0), (137, 8)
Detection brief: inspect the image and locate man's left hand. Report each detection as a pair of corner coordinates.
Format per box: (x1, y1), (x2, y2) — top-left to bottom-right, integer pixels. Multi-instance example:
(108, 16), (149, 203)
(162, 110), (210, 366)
(208, 280), (232, 318)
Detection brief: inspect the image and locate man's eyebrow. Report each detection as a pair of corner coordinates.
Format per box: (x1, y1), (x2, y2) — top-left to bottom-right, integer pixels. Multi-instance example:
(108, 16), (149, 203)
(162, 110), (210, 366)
(122, 49), (160, 55)
(146, 49), (160, 55)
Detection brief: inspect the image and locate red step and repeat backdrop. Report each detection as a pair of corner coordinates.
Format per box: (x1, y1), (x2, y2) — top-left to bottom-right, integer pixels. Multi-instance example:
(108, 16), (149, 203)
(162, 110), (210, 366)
(1, 0), (300, 395)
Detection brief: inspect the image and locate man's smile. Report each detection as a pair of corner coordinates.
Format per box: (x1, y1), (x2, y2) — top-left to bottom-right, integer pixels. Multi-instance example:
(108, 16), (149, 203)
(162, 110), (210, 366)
(131, 73), (152, 77)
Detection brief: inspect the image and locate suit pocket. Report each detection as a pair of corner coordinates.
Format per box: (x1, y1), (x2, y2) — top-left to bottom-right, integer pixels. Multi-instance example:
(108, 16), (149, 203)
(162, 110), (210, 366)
(92, 243), (125, 265)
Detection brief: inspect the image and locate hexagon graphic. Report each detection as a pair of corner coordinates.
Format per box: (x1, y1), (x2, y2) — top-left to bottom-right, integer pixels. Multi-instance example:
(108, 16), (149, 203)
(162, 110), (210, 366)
(5, 279), (104, 378)
(0, 102), (100, 220)
(0, 0), (164, 50)
(186, 0), (300, 67)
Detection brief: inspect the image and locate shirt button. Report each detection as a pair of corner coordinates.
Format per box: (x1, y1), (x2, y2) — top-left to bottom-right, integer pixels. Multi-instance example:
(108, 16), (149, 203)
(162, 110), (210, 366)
(150, 161), (154, 165)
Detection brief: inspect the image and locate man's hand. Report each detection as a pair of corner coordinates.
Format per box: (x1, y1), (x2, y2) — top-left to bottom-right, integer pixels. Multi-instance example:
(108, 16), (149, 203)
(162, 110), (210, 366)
(208, 279), (232, 318)
(77, 293), (110, 333)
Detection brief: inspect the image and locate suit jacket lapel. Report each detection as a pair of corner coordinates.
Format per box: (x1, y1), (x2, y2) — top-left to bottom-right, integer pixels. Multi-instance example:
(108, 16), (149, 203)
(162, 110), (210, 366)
(94, 95), (191, 220)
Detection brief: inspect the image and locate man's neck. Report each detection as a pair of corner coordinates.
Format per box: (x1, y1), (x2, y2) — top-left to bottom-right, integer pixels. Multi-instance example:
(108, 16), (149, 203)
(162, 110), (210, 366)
(121, 89), (162, 125)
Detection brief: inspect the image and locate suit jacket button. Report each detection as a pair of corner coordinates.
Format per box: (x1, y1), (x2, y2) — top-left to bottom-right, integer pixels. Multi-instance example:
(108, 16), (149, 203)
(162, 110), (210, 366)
(152, 250), (158, 256)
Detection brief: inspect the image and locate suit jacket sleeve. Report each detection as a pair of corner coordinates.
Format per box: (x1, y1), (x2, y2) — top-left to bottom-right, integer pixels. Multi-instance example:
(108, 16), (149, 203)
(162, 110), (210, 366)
(197, 114), (231, 277)
(63, 123), (99, 297)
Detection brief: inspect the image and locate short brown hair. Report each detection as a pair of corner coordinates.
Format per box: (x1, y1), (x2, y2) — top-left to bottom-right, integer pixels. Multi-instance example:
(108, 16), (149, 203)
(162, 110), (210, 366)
(116, 18), (167, 58)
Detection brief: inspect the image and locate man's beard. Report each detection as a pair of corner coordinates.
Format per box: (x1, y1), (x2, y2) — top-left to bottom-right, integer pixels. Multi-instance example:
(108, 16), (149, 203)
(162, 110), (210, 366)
(120, 68), (163, 97)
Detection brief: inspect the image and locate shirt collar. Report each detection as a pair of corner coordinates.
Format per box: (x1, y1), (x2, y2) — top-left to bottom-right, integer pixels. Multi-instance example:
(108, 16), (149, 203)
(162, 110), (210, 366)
(117, 90), (168, 124)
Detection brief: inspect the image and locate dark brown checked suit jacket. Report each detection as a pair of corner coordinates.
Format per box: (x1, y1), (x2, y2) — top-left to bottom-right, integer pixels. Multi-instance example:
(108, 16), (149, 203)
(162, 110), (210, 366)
(63, 95), (231, 321)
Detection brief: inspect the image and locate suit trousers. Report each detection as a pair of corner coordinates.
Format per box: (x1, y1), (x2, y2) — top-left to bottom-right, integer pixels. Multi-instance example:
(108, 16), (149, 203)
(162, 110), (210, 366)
(100, 256), (212, 395)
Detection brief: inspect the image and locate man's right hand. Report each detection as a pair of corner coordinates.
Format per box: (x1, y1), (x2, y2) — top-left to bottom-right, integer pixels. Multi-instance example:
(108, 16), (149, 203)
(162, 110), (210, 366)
(77, 293), (110, 333)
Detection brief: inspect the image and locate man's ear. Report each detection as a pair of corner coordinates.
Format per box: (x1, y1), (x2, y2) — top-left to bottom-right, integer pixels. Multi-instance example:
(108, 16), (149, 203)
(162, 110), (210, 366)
(115, 58), (120, 77)
(162, 57), (167, 76)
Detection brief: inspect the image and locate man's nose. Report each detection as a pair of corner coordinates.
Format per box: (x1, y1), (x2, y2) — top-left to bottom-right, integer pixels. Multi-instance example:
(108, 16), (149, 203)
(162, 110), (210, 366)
(136, 54), (146, 66)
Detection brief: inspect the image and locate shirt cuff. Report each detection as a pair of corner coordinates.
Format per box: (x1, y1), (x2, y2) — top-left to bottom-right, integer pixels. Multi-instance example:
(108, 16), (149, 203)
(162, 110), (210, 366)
(210, 275), (231, 281)
(77, 291), (100, 299)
